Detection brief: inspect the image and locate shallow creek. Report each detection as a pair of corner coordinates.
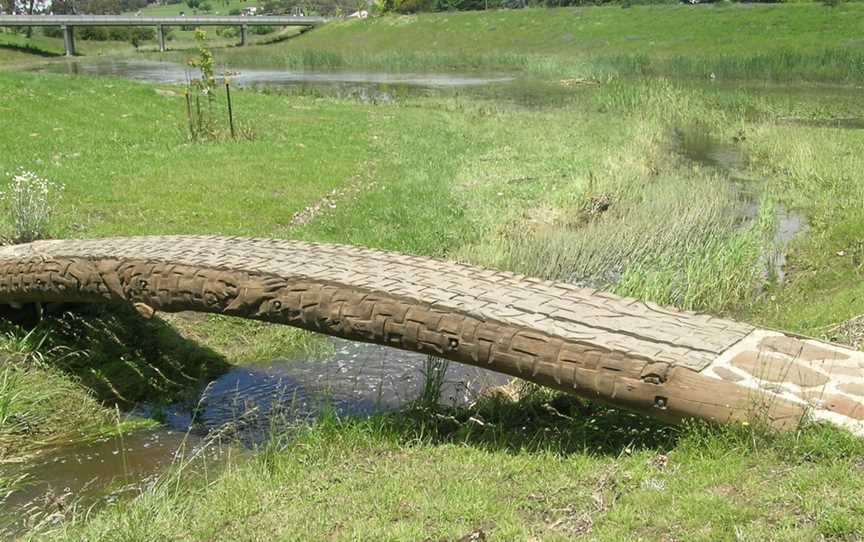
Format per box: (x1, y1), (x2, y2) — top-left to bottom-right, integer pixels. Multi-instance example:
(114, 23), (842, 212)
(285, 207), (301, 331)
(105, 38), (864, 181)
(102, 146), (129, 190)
(1, 338), (508, 532)
(671, 125), (808, 284)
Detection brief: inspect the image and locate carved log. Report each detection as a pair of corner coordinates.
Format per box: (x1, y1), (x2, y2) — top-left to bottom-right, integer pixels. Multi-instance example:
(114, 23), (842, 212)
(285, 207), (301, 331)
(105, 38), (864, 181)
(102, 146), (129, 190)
(0, 236), (861, 434)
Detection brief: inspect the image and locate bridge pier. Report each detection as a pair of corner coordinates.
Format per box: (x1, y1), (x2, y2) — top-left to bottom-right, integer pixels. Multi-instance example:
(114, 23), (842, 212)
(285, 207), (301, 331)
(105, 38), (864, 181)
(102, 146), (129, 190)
(62, 24), (75, 56)
(239, 24), (248, 46)
(157, 24), (166, 52)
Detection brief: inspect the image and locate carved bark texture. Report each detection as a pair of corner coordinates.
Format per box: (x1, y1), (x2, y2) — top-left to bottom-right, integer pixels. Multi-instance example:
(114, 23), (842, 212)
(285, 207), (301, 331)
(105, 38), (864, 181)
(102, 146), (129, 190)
(0, 236), (861, 434)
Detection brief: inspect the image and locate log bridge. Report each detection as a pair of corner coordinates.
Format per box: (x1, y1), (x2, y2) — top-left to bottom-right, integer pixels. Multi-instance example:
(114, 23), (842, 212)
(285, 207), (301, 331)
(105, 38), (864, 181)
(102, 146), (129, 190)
(0, 236), (862, 435)
(0, 15), (326, 55)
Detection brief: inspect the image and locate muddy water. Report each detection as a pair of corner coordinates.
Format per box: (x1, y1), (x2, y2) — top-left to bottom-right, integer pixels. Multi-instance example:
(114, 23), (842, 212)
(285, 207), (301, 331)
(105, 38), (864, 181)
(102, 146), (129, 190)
(671, 125), (808, 284)
(1, 338), (508, 532)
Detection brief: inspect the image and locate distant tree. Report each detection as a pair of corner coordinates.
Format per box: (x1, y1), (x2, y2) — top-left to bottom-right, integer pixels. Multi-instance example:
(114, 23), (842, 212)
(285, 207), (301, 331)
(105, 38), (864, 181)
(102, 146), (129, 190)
(119, 0), (149, 10)
(51, 0), (121, 13)
(185, 0), (200, 8)
(1, 0), (18, 14)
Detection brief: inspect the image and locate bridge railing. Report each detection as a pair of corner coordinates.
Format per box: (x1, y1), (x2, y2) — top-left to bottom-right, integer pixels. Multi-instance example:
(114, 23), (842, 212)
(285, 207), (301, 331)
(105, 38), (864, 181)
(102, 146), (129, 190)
(0, 14), (327, 55)
(0, 15), (327, 26)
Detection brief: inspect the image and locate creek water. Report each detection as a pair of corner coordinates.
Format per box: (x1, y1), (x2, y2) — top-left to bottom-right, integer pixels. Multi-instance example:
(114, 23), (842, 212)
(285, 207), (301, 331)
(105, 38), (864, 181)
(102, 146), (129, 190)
(671, 125), (808, 284)
(1, 338), (508, 533)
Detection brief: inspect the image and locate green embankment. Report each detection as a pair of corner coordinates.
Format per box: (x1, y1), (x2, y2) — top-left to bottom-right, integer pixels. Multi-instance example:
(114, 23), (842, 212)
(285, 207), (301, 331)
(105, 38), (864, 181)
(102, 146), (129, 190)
(285, 4), (864, 58)
(134, 0), (259, 16)
(179, 3), (864, 81)
(4, 3), (864, 81)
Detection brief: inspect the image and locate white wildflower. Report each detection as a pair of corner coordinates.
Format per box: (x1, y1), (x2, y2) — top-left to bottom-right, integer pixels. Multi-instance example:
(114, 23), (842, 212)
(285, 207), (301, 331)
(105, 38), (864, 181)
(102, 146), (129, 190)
(0, 169), (64, 244)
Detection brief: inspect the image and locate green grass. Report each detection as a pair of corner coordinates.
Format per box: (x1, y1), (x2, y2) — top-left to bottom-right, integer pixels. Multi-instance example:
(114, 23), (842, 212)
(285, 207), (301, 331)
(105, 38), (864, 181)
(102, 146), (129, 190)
(179, 4), (864, 82)
(30, 398), (864, 541)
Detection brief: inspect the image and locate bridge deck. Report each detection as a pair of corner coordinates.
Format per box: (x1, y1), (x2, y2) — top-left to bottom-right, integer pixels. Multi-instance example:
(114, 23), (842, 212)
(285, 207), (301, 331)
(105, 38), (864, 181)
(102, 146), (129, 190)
(0, 236), (861, 434)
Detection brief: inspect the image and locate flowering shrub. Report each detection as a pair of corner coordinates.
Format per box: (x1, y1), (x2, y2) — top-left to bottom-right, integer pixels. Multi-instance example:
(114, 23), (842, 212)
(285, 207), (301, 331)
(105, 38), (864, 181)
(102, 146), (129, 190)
(0, 170), (64, 244)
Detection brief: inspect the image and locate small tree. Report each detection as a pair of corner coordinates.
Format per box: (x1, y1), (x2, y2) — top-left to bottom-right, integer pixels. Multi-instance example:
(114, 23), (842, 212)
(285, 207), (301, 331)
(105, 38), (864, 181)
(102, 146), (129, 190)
(185, 29), (217, 140)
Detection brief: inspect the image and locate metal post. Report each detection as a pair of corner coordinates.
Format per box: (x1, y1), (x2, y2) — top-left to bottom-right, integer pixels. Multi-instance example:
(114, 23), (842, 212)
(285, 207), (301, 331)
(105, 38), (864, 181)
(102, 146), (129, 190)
(239, 24), (247, 46)
(62, 25), (75, 56)
(157, 24), (166, 52)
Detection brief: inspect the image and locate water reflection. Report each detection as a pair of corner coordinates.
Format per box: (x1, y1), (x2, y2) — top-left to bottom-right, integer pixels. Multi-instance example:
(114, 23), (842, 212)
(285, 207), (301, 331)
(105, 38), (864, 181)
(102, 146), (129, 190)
(138, 338), (509, 442)
(17, 57), (513, 92)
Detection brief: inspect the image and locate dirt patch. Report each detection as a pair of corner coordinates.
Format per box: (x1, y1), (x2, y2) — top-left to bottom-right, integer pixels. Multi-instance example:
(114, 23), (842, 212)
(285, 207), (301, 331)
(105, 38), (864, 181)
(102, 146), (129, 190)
(520, 465), (629, 538)
(289, 176), (369, 227)
(824, 314), (864, 350)
(517, 194), (612, 236)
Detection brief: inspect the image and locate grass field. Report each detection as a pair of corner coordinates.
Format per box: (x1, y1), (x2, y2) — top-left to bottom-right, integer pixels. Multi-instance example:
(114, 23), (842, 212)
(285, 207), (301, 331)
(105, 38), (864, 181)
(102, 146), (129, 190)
(1, 3), (864, 540)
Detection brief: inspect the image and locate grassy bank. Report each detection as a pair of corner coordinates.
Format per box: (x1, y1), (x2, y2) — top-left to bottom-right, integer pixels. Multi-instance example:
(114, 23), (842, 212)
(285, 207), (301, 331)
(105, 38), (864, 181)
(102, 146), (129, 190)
(164, 3), (864, 82)
(32, 401), (864, 541)
(4, 3), (864, 82)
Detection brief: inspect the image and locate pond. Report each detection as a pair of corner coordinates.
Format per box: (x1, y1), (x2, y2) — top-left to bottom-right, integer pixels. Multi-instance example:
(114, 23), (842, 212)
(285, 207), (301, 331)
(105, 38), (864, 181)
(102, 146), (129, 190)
(14, 57), (514, 96)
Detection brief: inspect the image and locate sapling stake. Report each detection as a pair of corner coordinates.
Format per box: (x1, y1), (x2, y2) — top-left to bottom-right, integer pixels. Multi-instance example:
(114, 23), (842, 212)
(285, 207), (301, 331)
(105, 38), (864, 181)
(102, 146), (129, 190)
(226, 81), (236, 139)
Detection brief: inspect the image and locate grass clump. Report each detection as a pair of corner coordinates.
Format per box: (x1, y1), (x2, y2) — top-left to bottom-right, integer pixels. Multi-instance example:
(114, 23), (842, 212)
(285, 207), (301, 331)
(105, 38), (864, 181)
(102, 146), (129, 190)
(0, 328), (116, 460)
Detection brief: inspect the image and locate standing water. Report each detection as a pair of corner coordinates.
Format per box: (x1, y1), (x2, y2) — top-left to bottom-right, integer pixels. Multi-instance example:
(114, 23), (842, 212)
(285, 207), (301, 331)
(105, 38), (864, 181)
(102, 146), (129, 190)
(1, 337), (509, 534)
(671, 125), (808, 284)
(15, 58), (513, 96)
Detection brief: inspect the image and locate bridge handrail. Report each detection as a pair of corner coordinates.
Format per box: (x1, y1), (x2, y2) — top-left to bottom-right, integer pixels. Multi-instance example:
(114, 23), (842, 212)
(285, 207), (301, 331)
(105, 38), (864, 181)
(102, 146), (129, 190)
(0, 14), (327, 26)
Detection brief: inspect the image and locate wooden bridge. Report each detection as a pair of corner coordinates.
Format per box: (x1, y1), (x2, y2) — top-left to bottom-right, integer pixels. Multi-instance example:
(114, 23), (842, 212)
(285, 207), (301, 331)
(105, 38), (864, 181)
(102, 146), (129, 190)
(0, 236), (862, 435)
(0, 15), (326, 55)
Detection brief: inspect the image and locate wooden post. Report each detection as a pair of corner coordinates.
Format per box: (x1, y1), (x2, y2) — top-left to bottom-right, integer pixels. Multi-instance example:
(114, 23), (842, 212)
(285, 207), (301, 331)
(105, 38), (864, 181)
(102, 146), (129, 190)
(225, 81), (235, 139)
(157, 24), (166, 52)
(62, 24), (75, 56)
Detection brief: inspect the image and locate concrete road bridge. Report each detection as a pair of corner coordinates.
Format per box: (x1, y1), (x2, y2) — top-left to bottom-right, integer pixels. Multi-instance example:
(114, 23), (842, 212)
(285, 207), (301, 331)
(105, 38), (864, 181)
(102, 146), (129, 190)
(0, 15), (326, 55)
(0, 236), (862, 435)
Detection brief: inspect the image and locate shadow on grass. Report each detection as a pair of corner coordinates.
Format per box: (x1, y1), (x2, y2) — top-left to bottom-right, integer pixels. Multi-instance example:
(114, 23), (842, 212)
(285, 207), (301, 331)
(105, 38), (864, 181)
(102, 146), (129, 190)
(297, 389), (681, 459)
(280, 386), (864, 463)
(0, 42), (62, 58)
(2, 304), (230, 408)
